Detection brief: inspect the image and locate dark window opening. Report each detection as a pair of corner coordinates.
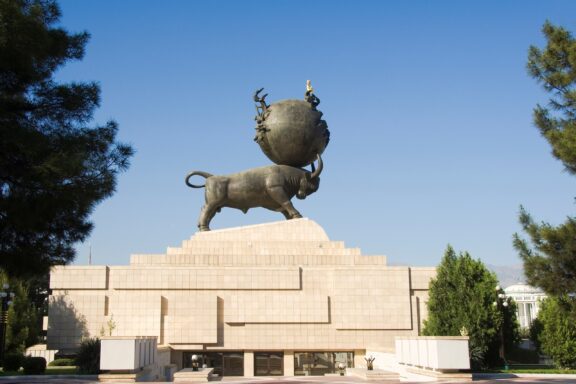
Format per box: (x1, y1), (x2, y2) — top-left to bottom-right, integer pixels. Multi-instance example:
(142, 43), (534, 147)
(183, 351), (244, 376)
(294, 351), (354, 376)
(255, 352), (283, 376)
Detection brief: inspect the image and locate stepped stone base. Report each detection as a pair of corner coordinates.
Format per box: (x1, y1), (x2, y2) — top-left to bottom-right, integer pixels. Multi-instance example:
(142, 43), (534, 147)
(98, 372), (143, 383)
(173, 368), (214, 382)
(47, 218), (436, 376)
(347, 368), (400, 381)
(407, 367), (472, 381)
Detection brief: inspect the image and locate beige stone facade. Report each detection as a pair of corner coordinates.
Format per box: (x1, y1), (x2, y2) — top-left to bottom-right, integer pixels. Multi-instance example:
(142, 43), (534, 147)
(47, 218), (435, 376)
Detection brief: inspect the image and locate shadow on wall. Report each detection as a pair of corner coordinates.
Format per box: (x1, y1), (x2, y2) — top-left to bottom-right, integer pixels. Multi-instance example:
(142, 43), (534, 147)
(46, 294), (89, 353)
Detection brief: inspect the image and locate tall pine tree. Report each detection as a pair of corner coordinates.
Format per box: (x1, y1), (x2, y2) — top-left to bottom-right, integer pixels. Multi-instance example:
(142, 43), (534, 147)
(0, 0), (134, 278)
(513, 22), (576, 296)
(513, 21), (576, 369)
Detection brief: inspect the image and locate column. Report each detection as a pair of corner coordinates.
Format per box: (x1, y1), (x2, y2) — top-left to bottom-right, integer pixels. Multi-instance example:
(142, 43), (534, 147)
(284, 350), (294, 376)
(244, 351), (254, 377)
(354, 349), (365, 368)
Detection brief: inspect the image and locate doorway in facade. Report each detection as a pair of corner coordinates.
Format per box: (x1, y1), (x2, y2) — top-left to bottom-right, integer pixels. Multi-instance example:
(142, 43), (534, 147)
(183, 352), (244, 376)
(254, 352), (283, 376)
(294, 351), (354, 376)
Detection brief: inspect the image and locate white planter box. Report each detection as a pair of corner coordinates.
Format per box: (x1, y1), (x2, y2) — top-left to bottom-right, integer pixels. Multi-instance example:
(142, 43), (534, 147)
(100, 336), (157, 371)
(395, 336), (470, 371)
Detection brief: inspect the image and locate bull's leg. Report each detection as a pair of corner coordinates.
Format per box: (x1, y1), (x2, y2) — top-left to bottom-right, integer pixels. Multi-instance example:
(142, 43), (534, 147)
(198, 203), (219, 231)
(268, 187), (302, 219)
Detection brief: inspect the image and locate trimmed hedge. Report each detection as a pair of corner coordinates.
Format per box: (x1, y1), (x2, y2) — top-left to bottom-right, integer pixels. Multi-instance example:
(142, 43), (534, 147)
(2, 353), (24, 372)
(22, 356), (46, 374)
(48, 358), (76, 367)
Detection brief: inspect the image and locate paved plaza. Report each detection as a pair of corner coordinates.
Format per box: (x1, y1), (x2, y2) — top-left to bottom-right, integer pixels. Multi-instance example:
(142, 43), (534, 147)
(1, 374), (576, 384)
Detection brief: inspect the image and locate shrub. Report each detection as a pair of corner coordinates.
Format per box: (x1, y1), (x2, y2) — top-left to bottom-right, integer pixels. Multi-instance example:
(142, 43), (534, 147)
(22, 356), (46, 374)
(2, 353), (24, 372)
(48, 358), (76, 366)
(75, 337), (100, 374)
(538, 296), (576, 369)
(508, 346), (540, 364)
(530, 318), (544, 351)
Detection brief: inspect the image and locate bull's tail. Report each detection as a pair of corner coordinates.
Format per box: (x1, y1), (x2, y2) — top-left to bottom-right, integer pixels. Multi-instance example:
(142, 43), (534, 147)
(185, 171), (213, 188)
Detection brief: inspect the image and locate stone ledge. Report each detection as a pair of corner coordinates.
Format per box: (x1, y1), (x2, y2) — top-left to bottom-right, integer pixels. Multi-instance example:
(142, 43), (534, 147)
(406, 366), (472, 381)
(98, 372), (141, 383)
(347, 368), (400, 381)
(173, 367), (214, 383)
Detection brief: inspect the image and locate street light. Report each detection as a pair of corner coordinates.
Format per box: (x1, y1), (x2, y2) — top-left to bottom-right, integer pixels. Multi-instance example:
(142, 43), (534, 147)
(337, 362), (346, 376)
(493, 286), (509, 371)
(0, 283), (15, 364)
(191, 354), (199, 371)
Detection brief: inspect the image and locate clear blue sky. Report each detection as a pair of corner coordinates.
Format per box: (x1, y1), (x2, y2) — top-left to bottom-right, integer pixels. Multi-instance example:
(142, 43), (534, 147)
(56, 0), (576, 268)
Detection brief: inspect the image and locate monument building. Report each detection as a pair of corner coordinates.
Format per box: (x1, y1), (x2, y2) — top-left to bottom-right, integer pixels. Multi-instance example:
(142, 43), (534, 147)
(46, 83), (437, 377)
(47, 219), (435, 377)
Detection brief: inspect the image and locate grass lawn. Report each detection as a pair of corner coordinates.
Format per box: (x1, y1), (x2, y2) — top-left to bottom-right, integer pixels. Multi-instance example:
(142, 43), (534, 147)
(503, 368), (576, 374)
(480, 366), (576, 374)
(0, 366), (81, 376)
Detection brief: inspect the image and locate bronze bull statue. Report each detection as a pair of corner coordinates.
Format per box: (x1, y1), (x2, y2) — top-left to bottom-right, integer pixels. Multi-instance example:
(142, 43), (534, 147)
(185, 154), (323, 231)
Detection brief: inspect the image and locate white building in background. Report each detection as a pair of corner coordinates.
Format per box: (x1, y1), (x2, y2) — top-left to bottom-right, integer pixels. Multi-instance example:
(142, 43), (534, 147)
(504, 283), (547, 328)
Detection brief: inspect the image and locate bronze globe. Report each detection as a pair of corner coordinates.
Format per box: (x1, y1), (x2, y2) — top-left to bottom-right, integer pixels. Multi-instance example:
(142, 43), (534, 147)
(253, 86), (329, 167)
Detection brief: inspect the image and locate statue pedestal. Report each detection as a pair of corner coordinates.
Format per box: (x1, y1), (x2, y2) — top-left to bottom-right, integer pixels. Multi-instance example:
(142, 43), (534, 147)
(48, 218), (436, 377)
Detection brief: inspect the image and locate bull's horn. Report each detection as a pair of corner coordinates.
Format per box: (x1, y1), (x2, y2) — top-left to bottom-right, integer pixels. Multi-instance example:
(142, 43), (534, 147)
(310, 154), (323, 179)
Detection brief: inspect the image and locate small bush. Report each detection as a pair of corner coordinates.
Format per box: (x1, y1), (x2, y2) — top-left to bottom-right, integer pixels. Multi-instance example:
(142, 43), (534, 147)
(75, 337), (100, 374)
(48, 357), (76, 366)
(22, 356), (46, 374)
(2, 353), (24, 372)
(508, 346), (540, 364)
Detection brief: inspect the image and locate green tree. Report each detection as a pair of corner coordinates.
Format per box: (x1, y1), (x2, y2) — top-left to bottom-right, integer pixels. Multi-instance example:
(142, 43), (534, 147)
(527, 21), (576, 175)
(423, 246), (519, 368)
(0, 0), (133, 279)
(513, 21), (576, 296)
(514, 21), (576, 369)
(513, 208), (576, 296)
(0, 273), (39, 354)
(536, 296), (576, 369)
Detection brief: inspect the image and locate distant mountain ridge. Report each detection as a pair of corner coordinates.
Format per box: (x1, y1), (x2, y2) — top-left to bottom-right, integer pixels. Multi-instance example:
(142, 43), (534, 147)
(487, 264), (526, 288)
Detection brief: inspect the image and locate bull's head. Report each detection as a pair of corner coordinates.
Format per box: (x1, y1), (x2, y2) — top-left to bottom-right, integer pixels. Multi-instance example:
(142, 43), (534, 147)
(297, 154), (323, 200)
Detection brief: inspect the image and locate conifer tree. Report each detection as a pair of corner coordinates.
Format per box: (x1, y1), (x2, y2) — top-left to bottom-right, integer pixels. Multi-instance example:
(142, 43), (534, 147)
(423, 246), (519, 368)
(513, 22), (576, 296)
(0, 0), (133, 278)
(535, 296), (576, 369)
(0, 273), (38, 354)
(514, 21), (576, 369)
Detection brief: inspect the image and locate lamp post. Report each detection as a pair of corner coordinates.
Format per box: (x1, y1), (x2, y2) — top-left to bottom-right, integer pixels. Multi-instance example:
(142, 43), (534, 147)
(493, 285), (509, 371)
(337, 362), (346, 376)
(191, 354), (199, 371)
(0, 283), (15, 364)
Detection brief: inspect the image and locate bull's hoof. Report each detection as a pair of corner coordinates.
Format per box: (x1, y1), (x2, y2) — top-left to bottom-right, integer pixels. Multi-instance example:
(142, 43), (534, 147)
(198, 225), (210, 231)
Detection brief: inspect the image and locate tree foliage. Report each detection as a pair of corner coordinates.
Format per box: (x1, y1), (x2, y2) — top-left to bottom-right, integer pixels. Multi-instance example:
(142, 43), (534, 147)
(75, 337), (100, 374)
(535, 296), (576, 369)
(515, 21), (576, 369)
(527, 21), (576, 174)
(0, 272), (39, 354)
(513, 207), (576, 296)
(423, 246), (520, 368)
(514, 21), (576, 297)
(0, 0), (133, 279)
